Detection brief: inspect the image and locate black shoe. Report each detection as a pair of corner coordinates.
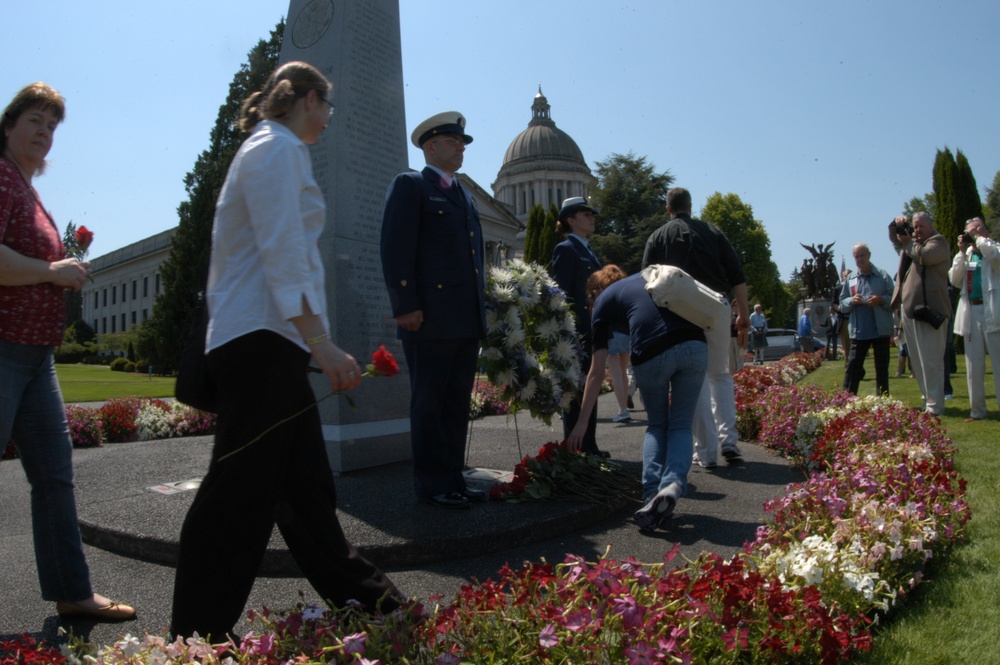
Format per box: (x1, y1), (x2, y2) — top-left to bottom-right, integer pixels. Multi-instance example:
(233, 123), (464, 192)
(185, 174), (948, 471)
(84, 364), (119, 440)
(627, 395), (635, 409)
(425, 492), (470, 509)
(722, 446), (742, 462)
(462, 487), (488, 503)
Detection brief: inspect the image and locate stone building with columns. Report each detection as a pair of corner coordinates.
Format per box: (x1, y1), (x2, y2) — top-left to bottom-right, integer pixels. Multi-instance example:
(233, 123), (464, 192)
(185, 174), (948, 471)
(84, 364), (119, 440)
(80, 228), (174, 337)
(491, 87), (594, 228)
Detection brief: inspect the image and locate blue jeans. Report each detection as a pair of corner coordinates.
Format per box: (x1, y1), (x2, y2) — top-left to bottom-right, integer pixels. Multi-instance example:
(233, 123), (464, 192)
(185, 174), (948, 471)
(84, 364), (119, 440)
(0, 338), (92, 601)
(632, 340), (708, 498)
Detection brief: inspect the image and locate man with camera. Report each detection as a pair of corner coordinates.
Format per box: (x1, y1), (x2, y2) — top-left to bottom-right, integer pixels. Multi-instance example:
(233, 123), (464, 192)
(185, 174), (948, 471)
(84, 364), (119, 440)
(949, 217), (1000, 422)
(889, 212), (951, 415)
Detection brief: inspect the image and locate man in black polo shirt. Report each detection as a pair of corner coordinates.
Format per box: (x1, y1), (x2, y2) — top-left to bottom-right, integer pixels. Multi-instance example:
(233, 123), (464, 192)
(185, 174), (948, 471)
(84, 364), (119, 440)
(641, 188), (750, 466)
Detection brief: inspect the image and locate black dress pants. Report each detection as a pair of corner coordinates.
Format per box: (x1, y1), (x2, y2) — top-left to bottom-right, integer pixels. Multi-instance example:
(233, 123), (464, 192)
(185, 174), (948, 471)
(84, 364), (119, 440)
(843, 336), (890, 396)
(170, 331), (399, 640)
(401, 337), (479, 499)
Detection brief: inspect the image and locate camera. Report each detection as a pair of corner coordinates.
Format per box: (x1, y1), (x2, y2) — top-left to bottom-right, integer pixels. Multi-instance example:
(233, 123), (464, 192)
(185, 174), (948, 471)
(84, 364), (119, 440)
(961, 232), (974, 245)
(889, 218), (913, 235)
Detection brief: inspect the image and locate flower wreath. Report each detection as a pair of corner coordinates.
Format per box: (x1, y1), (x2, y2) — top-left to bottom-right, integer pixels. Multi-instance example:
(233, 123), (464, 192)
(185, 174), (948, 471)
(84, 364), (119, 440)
(480, 260), (582, 425)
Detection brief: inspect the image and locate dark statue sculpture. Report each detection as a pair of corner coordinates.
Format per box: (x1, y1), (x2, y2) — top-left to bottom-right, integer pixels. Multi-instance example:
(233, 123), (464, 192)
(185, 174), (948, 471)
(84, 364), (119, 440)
(799, 242), (839, 299)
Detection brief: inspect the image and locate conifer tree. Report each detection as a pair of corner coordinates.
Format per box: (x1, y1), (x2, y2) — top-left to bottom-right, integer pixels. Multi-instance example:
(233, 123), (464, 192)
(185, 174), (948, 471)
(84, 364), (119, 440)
(932, 147), (961, 252)
(984, 170), (1000, 231)
(955, 149), (984, 227)
(932, 147), (983, 253)
(539, 203), (560, 273)
(137, 22), (284, 372)
(523, 204), (545, 264)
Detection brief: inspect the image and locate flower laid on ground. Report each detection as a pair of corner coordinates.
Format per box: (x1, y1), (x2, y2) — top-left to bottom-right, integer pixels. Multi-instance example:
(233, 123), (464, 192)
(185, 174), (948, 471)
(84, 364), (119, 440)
(480, 260), (582, 426)
(490, 441), (639, 504)
(218, 346), (400, 462)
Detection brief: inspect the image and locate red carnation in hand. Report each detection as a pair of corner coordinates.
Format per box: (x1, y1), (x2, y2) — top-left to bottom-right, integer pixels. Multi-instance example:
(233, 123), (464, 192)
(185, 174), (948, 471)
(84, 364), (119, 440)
(74, 225), (94, 257)
(367, 345), (400, 377)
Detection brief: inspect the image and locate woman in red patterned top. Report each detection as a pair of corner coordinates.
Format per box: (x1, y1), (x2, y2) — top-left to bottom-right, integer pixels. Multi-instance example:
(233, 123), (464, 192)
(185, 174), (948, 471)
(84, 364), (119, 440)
(0, 82), (135, 622)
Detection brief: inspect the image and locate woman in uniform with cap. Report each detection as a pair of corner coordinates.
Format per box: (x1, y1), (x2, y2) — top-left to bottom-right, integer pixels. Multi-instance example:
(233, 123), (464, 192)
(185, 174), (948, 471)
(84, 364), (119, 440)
(551, 196), (608, 457)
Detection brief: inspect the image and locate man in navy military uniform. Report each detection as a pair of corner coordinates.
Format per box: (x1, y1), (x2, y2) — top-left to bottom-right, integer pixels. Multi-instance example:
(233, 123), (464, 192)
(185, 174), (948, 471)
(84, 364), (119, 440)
(552, 197), (607, 457)
(380, 112), (487, 509)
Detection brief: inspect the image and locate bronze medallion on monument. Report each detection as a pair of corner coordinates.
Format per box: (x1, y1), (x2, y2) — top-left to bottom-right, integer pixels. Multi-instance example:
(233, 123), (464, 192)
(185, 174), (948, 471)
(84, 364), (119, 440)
(292, 0), (334, 48)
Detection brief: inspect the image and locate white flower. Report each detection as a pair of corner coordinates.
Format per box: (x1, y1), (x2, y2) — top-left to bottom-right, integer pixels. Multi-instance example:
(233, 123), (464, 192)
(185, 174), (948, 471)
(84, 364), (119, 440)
(496, 370), (515, 387)
(537, 318), (561, 341)
(485, 308), (503, 333)
(519, 380), (538, 401)
(481, 347), (503, 360)
(493, 283), (517, 302)
(115, 634), (142, 658)
(552, 339), (576, 363)
(504, 327), (526, 349)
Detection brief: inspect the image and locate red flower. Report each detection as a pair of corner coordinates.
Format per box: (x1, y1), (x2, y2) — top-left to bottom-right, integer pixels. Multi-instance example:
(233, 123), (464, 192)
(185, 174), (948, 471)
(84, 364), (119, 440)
(368, 345), (400, 377)
(75, 225), (94, 254)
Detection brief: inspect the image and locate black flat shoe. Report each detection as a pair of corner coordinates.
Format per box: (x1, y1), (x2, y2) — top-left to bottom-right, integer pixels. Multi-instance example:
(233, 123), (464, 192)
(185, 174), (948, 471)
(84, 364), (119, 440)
(425, 492), (471, 509)
(462, 487), (488, 502)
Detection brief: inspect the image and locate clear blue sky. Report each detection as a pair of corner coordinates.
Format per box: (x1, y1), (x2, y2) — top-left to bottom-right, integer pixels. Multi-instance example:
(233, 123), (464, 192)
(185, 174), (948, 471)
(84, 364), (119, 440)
(3, 0), (997, 285)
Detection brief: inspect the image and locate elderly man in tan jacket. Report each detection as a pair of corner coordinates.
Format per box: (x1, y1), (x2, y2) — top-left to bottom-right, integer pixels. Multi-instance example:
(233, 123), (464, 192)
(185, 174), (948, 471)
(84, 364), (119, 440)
(889, 212), (952, 415)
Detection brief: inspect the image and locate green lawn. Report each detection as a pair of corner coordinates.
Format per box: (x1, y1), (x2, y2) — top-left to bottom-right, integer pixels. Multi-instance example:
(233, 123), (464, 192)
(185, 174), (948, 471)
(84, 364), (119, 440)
(801, 353), (1000, 665)
(55, 364), (176, 403)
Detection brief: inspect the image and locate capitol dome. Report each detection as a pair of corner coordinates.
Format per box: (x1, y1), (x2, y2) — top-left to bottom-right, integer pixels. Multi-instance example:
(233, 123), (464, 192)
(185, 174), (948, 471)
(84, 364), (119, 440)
(492, 87), (592, 222)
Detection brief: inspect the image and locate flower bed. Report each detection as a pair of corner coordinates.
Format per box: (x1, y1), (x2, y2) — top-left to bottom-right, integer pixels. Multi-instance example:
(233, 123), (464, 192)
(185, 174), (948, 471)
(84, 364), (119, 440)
(72, 398), (215, 448)
(469, 380), (511, 419)
(19, 353), (970, 664)
(3, 398), (215, 459)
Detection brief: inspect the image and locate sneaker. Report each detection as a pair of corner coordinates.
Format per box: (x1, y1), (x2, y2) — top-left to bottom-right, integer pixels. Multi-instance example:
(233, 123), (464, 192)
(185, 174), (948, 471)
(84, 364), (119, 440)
(633, 483), (680, 532)
(611, 408), (631, 423)
(722, 445), (742, 461)
(692, 453), (717, 469)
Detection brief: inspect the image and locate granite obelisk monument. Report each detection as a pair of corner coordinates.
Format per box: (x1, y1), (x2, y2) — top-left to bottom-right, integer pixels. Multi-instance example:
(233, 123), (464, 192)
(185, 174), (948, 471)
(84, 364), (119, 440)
(279, 0), (410, 472)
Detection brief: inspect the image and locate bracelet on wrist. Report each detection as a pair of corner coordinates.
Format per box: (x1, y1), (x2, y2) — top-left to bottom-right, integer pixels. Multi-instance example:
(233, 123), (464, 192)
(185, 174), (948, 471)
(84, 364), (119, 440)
(304, 333), (328, 346)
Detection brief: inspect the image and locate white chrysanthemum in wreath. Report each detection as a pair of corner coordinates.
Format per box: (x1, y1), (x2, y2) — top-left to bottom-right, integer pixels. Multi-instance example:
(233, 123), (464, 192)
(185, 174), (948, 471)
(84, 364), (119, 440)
(480, 260), (583, 426)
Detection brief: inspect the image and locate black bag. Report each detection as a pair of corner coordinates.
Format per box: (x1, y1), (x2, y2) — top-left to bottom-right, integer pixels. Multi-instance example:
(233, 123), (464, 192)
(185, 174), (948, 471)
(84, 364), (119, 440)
(175, 292), (217, 413)
(912, 304), (946, 329)
(911, 263), (946, 330)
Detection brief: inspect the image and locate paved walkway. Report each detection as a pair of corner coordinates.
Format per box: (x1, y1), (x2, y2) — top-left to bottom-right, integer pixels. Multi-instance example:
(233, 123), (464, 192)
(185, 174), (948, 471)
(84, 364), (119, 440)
(0, 392), (800, 646)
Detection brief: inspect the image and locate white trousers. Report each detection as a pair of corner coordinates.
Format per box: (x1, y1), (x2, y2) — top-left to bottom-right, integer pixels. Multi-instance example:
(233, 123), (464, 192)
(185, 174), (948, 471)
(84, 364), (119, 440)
(903, 313), (947, 415)
(693, 302), (738, 462)
(961, 303), (1000, 419)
